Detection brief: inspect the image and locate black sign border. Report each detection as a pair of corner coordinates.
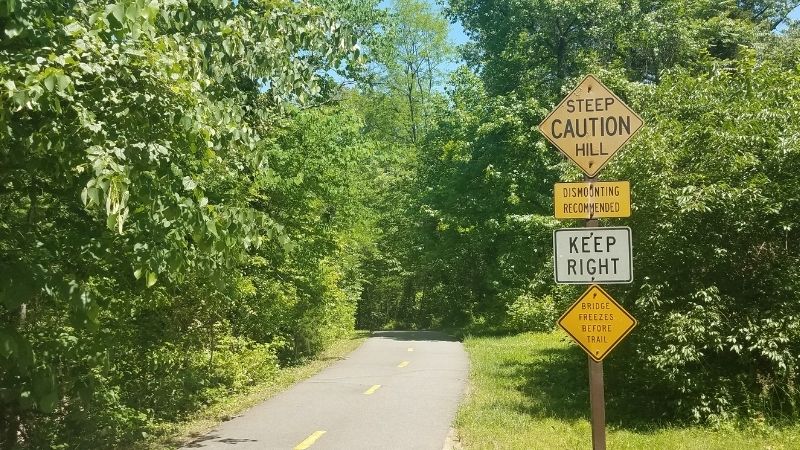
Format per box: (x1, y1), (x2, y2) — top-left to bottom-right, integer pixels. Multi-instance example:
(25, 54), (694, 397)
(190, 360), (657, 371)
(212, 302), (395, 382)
(552, 226), (633, 284)
(537, 74), (644, 177)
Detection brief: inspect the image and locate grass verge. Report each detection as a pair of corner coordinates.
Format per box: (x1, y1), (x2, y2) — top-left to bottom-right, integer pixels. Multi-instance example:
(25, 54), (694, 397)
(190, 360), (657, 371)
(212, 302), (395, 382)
(454, 331), (800, 449)
(137, 331), (369, 449)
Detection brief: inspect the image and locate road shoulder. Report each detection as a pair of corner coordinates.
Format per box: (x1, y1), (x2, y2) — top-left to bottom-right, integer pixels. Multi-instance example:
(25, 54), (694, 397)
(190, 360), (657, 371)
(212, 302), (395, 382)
(134, 331), (369, 450)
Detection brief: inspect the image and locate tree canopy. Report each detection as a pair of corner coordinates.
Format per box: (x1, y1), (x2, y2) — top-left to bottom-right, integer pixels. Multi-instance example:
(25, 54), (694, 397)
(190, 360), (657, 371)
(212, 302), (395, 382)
(2, 0), (800, 446)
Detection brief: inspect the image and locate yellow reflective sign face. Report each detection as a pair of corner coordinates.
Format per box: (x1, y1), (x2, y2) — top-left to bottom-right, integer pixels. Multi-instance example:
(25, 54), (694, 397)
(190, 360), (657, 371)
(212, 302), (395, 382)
(538, 75), (643, 177)
(558, 285), (637, 361)
(554, 181), (631, 219)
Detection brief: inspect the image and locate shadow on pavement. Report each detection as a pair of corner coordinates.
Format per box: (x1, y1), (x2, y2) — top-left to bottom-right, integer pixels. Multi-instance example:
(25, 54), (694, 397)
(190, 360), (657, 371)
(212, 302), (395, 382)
(371, 330), (460, 342)
(183, 434), (258, 448)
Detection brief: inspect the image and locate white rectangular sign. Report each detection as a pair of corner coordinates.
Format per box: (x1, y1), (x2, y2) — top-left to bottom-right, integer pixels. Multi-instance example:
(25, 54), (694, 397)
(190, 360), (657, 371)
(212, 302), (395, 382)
(553, 227), (632, 284)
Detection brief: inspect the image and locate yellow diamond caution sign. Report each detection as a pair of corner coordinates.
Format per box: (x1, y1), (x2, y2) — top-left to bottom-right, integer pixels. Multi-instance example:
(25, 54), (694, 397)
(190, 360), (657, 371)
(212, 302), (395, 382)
(554, 181), (630, 219)
(538, 75), (643, 177)
(558, 284), (637, 361)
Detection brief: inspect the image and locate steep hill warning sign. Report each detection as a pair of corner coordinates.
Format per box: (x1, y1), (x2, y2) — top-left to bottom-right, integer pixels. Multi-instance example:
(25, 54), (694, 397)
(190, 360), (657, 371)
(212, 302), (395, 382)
(538, 75), (643, 177)
(558, 284), (637, 361)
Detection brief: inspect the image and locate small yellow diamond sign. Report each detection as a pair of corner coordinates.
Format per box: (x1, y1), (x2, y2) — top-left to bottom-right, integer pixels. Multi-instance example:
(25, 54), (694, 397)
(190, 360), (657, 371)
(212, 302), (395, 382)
(538, 75), (643, 177)
(558, 284), (637, 361)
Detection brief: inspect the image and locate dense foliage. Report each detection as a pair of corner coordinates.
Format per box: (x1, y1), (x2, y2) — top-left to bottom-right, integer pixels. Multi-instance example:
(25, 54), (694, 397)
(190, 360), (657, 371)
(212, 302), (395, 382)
(0, 0), (370, 447)
(607, 51), (800, 421)
(379, 0), (800, 423)
(2, 0), (800, 445)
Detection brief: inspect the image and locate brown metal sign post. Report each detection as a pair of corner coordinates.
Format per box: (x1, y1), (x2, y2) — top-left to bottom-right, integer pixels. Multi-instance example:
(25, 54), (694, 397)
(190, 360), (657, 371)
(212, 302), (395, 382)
(585, 181), (605, 450)
(541, 75), (643, 450)
(589, 358), (606, 450)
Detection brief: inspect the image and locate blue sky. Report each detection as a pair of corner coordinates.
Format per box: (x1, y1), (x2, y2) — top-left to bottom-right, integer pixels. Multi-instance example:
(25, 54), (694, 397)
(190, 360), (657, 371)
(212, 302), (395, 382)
(378, 0), (468, 44)
(442, 8), (468, 46)
(784, 4), (800, 29)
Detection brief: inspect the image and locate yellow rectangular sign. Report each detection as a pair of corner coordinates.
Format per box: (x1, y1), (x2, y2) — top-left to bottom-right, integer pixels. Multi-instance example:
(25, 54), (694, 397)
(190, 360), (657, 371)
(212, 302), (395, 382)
(554, 181), (630, 219)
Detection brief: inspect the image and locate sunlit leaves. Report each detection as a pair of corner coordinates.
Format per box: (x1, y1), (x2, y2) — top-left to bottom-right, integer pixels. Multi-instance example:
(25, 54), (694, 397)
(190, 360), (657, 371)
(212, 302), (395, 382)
(0, 0), (361, 444)
(606, 52), (800, 420)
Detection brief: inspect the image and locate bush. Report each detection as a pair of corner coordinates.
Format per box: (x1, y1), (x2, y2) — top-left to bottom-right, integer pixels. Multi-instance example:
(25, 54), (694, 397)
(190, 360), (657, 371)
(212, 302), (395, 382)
(606, 52), (800, 421)
(505, 293), (558, 333)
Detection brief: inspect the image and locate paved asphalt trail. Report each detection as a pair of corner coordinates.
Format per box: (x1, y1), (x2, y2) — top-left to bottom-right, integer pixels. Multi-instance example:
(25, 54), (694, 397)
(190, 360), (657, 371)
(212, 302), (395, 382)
(183, 331), (469, 450)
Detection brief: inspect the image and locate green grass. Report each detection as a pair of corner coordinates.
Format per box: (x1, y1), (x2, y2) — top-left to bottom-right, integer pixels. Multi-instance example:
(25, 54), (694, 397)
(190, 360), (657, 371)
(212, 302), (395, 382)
(137, 331), (369, 449)
(454, 331), (800, 450)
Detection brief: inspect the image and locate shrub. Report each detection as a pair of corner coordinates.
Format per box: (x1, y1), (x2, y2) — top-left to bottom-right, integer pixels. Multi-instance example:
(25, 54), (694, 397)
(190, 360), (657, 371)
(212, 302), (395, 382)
(506, 293), (558, 333)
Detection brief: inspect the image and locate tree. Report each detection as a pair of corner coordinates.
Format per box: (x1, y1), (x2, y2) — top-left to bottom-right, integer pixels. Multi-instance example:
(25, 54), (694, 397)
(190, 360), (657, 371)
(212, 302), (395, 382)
(365, 0), (454, 144)
(351, 0), (455, 328)
(0, 0), (360, 446)
(606, 49), (800, 420)
(446, 0), (791, 96)
(416, 0), (800, 421)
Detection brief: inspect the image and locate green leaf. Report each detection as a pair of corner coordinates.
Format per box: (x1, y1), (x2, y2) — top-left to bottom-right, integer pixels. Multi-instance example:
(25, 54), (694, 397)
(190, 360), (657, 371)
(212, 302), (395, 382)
(164, 206), (179, 220)
(43, 76), (55, 92)
(277, 234), (290, 249)
(15, 337), (33, 370)
(0, 268), (35, 310)
(110, 3), (125, 23)
(146, 271), (157, 288)
(86, 304), (99, 324)
(19, 391), (34, 410)
(63, 22), (83, 36)
(11, 90), (27, 107)
(32, 367), (58, 413)
(56, 74), (70, 91)
(4, 21), (21, 39)
(182, 177), (197, 191)
(126, 3), (140, 21)
(32, 368), (55, 396)
(167, 254), (181, 271)
(37, 391), (58, 414)
(88, 187), (100, 205)
(133, 268), (143, 280)
(206, 219), (218, 237)
(0, 329), (17, 359)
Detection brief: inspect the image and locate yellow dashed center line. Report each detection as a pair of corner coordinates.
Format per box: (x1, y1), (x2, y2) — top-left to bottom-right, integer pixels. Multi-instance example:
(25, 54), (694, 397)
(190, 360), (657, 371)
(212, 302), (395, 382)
(397, 361), (410, 368)
(408, 347), (414, 352)
(294, 430), (326, 450)
(363, 384), (381, 395)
